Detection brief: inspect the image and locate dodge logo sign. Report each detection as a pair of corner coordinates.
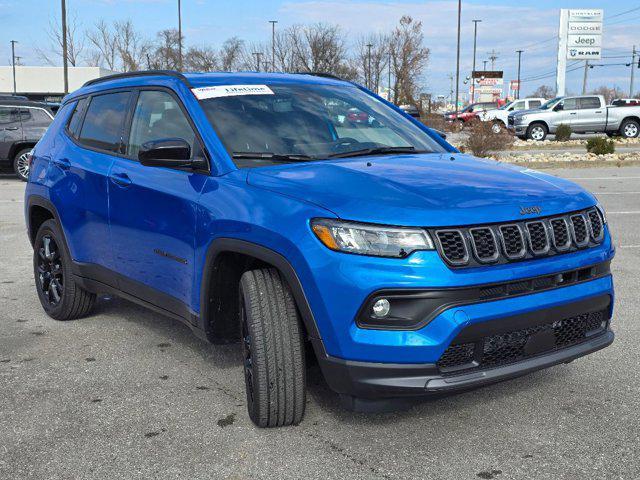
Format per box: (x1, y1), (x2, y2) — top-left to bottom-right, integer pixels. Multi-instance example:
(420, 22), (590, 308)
(520, 206), (542, 215)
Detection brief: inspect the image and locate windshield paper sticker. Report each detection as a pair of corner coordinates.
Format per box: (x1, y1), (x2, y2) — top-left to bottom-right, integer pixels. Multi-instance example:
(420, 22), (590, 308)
(192, 85), (274, 100)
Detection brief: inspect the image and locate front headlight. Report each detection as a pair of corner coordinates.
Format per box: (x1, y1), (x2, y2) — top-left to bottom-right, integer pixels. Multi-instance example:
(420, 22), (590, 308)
(311, 219), (434, 258)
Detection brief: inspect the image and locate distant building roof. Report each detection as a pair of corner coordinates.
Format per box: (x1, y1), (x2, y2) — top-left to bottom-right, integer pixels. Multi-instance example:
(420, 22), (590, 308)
(0, 66), (118, 99)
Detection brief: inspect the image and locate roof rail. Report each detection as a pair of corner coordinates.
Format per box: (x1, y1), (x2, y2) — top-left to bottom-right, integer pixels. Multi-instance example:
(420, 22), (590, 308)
(296, 71), (344, 81)
(83, 70), (193, 88)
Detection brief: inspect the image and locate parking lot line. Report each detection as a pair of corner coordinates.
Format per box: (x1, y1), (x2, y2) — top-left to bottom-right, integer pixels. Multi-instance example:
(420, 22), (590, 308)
(607, 211), (640, 215)
(595, 192), (640, 195)
(563, 176), (640, 180)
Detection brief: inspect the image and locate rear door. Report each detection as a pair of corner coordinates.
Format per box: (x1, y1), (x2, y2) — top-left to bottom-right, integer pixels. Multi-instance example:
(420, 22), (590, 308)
(0, 107), (23, 160)
(574, 96), (606, 131)
(50, 92), (131, 271)
(107, 88), (208, 311)
(21, 107), (53, 143)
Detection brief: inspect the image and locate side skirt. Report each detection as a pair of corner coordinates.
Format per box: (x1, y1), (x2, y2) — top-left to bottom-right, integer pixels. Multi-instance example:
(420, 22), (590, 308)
(71, 261), (208, 342)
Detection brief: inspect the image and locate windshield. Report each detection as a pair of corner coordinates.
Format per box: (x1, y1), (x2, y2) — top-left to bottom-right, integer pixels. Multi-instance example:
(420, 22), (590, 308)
(539, 97), (563, 110)
(198, 84), (446, 167)
(498, 102), (512, 110)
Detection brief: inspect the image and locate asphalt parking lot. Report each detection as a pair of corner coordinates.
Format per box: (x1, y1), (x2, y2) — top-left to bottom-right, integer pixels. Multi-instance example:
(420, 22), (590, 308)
(1, 167), (639, 480)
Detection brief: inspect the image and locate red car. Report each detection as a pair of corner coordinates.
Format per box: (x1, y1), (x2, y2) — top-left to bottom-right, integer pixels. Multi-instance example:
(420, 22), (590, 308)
(444, 101), (498, 124)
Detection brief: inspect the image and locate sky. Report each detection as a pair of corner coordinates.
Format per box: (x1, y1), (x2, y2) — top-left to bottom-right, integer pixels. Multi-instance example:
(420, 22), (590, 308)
(1, 0), (639, 98)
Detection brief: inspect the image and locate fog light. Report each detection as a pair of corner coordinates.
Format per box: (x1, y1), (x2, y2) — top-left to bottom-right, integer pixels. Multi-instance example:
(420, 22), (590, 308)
(372, 298), (391, 318)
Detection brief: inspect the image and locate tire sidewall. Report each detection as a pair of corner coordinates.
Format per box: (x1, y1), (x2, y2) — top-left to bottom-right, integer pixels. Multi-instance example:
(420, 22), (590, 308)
(527, 124), (547, 141)
(238, 282), (264, 426)
(620, 120), (639, 138)
(33, 219), (75, 319)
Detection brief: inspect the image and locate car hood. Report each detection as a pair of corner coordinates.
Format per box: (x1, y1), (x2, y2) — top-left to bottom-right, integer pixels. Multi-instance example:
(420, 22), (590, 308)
(246, 153), (596, 226)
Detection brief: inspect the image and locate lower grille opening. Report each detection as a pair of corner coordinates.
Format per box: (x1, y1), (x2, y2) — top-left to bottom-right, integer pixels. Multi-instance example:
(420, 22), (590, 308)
(437, 309), (608, 373)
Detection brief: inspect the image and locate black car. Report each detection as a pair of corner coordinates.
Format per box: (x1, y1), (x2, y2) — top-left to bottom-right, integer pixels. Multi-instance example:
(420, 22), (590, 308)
(0, 99), (54, 181)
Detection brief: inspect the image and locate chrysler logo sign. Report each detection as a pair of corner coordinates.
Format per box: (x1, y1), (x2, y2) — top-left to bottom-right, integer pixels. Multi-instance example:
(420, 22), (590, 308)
(520, 206), (542, 215)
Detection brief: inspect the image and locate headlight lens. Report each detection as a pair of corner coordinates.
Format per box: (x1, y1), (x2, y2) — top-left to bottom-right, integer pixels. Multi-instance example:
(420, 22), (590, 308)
(311, 219), (434, 258)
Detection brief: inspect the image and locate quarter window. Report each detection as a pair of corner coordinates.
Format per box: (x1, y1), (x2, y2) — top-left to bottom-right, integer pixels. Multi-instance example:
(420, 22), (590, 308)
(127, 90), (197, 158)
(78, 92), (130, 153)
(67, 98), (88, 138)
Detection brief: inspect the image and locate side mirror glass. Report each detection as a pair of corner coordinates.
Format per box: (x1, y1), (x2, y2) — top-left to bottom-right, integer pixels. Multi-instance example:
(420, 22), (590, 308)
(138, 138), (192, 168)
(433, 129), (447, 140)
(554, 103), (564, 112)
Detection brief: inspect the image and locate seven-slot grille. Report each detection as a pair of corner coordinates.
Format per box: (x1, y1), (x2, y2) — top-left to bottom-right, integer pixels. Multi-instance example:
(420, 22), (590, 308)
(431, 208), (605, 267)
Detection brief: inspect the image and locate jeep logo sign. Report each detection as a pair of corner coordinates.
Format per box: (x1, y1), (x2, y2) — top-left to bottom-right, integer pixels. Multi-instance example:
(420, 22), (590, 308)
(520, 206), (542, 215)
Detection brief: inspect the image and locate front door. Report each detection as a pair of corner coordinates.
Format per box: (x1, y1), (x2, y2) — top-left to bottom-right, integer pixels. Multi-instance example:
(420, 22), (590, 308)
(108, 89), (208, 311)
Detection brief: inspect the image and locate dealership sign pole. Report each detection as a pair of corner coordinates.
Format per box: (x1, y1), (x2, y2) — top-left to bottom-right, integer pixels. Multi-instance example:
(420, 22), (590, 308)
(556, 9), (603, 96)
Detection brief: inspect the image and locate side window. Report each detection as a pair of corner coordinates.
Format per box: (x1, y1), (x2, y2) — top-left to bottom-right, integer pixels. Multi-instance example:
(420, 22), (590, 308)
(67, 98), (88, 139)
(78, 92), (130, 153)
(563, 98), (578, 110)
(512, 101), (525, 111)
(0, 107), (14, 125)
(529, 100), (542, 108)
(25, 109), (52, 125)
(579, 97), (601, 110)
(127, 90), (197, 158)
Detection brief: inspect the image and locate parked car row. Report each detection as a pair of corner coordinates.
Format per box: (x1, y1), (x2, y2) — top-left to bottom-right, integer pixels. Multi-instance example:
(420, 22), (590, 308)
(1, 98), (55, 180)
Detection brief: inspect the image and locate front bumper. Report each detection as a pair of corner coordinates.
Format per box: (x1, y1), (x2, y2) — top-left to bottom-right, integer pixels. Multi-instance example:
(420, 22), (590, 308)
(317, 294), (614, 400)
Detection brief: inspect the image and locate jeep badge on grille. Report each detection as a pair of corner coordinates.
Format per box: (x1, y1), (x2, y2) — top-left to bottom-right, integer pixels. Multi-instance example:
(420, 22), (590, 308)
(520, 206), (542, 215)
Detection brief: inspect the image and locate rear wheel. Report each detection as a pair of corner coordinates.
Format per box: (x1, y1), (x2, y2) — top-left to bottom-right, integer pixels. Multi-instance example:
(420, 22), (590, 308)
(33, 219), (95, 320)
(619, 119), (639, 138)
(239, 268), (306, 427)
(526, 123), (548, 141)
(13, 148), (31, 182)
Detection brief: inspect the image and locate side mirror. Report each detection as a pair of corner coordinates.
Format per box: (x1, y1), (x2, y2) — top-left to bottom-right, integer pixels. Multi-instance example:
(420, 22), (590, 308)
(138, 138), (193, 168)
(554, 104), (564, 112)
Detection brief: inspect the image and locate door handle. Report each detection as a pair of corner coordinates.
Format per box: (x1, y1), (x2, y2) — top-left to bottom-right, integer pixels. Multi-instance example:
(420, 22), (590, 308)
(52, 157), (71, 170)
(570, 112), (577, 115)
(4, 127), (19, 131)
(595, 111), (602, 113)
(109, 171), (132, 187)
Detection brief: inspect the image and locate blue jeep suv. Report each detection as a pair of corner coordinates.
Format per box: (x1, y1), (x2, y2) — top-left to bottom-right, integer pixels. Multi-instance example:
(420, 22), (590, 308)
(24, 70), (615, 427)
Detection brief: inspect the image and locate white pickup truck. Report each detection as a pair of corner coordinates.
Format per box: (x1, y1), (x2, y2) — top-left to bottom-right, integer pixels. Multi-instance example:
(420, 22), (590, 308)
(478, 98), (546, 133)
(508, 95), (640, 141)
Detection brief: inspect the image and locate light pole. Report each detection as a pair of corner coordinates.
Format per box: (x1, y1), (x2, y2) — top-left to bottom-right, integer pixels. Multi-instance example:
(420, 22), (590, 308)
(630, 45), (637, 98)
(454, 0), (462, 114)
(269, 20), (277, 72)
(177, 0), (183, 71)
(61, 0), (68, 93)
(366, 43), (373, 90)
(10, 40), (18, 95)
(483, 60), (488, 70)
(516, 50), (523, 99)
(471, 19), (481, 103)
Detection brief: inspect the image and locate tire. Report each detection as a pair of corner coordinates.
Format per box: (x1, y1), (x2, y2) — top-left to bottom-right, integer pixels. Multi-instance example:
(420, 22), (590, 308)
(13, 148), (32, 182)
(33, 219), (95, 320)
(526, 123), (548, 141)
(239, 268), (306, 427)
(619, 119), (640, 138)
(491, 121), (503, 134)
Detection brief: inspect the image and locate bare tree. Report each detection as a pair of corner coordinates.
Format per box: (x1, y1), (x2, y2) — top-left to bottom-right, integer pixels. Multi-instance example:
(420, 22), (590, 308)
(355, 34), (389, 93)
(86, 20), (118, 70)
(289, 23), (354, 77)
(185, 46), (218, 71)
(114, 20), (149, 71)
(36, 13), (85, 67)
(589, 85), (625, 104)
(389, 16), (429, 105)
(148, 29), (182, 70)
(531, 85), (555, 99)
(219, 37), (245, 71)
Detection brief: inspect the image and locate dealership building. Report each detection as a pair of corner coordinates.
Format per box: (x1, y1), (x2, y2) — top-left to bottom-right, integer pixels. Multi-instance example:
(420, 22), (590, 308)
(0, 66), (116, 102)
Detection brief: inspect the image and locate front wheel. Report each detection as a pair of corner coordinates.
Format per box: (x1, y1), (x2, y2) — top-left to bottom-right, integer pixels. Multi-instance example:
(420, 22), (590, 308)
(526, 123), (548, 141)
(239, 268), (306, 427)
(619, 119), (640, 138)
(491, 121), (504, 134)
(33, 219), (95, 320)
(13, 148), (32, 182)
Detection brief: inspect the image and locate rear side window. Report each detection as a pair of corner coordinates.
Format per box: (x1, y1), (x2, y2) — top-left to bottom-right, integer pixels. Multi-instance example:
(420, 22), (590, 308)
(67, 98), (88, 138)
(579, 97), (601, 109)
(78, 92), (130, 153)
(529, 100), (542, 108)
(25, 109), (52, 125)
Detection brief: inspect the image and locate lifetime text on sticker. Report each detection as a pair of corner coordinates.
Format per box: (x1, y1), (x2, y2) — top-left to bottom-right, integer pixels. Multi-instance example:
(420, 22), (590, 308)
(192, 85), (275, 100)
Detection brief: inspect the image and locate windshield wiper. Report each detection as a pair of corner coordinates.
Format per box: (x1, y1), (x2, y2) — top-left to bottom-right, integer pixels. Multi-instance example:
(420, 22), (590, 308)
(328, 146), (426, 159)
(232, 152), (315, 162)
